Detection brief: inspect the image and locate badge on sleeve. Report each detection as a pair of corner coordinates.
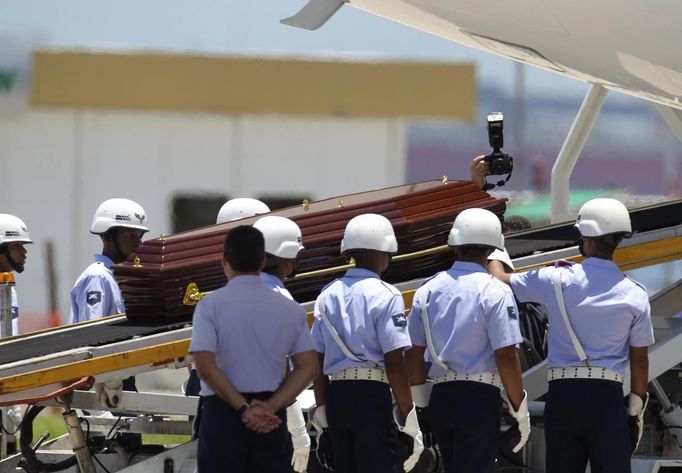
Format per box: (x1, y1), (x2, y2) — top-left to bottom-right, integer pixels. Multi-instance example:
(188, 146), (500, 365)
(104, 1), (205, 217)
(507, 306), (518, 320)
(392, 313), (408, 327)
(87, 291), (102, 306)
(11, 307), (18, 319)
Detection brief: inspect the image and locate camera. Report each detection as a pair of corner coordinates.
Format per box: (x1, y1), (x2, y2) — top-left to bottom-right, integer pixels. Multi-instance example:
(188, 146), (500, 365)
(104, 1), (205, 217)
(484, 112), (513, 176)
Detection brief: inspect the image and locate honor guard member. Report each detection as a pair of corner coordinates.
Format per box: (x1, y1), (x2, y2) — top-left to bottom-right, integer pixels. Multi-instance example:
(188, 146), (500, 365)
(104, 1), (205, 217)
(184, 197), (272, 397)
(490, 198), (654, 473)
(69, 198), (148, 396)
(406, 208), (530, 473)
(253, 215), (311, 473)
(216, 197), (270, 224)
(0, 214), (32, 450)
(253, 216), (304, 299)
(69, 198), (148, 324)
(310, 213), (424, 473)
(190, 225), (319, 473)
(0, 214), (32, 336)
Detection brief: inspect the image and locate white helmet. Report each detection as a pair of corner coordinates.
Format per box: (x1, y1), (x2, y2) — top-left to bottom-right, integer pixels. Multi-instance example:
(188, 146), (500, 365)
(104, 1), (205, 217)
(575, 198), (632, 237)
(253, 216), (304, 259)
(488, 248), (514, 271)
(90, 198), (149, 235)
(340, 214), (398, 254)
(216, 198), (270, 224)
(0, 214), (32, 247)
(448, 208), (504, 250)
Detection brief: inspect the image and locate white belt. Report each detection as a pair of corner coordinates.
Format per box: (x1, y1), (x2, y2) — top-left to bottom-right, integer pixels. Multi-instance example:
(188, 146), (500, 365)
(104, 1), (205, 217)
(329, 367), (388, 384)
(432, 371), (502, 389)
(548, 367), (624, 384)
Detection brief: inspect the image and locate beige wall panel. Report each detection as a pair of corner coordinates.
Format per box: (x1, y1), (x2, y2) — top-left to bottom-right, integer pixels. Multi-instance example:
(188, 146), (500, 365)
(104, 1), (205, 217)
(31, 51), (475, 120)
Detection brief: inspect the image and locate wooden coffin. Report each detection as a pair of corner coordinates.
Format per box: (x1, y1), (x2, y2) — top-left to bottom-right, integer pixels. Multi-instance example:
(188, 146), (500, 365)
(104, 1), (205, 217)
(116, 180), (507, 320)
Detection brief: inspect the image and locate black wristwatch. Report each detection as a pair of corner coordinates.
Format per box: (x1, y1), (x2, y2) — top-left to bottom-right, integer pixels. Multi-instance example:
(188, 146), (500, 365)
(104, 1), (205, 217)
(238, 402), (250, 415)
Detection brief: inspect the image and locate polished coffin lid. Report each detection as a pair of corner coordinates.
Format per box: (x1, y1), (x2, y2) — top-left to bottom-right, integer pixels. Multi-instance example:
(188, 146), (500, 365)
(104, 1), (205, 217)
(115, 180), (506, 320)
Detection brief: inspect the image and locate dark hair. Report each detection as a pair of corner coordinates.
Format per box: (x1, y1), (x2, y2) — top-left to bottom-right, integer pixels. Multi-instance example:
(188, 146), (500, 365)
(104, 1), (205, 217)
(224, 226), (265, 272)
(587, 233), (625, 255)
(502, 215), (532, 233)
(456, 245), (493, 260)
(261, 255), (282, 275)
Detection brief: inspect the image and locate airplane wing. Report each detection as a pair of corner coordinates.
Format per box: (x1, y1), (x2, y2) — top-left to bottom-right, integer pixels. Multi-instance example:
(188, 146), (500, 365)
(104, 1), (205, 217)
(280, 0), (346, 30)
(283, 0), (682, 110)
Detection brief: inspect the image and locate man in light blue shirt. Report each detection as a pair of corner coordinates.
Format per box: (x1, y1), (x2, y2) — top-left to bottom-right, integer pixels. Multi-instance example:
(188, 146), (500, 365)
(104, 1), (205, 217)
(69, 198), (148, 396)
(185, 197), (272, 397)
(253, 215), (310, 473)
(491, 198), (654, 473)
(0, 213), (33, 451)
(407, 208), (529, 473)
(190, 225), (319, 473)
(310, 213), (423, 473)
(0, 214), (32, 337)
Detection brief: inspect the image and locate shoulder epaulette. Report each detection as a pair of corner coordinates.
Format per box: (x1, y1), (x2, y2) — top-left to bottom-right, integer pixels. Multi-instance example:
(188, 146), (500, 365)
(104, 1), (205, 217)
(624, 275), (647, 292)
(488, 275), (512, 293)
(418, 273), (439, 287)
(379, 280), (401, 295)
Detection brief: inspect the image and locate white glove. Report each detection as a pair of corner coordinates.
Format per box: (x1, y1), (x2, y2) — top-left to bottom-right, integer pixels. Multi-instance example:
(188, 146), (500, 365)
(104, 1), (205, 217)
(410, 382), (434, 448)
(410, 381), (433, 408)
(627, 392), (649, 453)
(311, 404), (328, 432)
(394, 405), (424, 472)
(287, 400), (311, 473)
(507, 390), (530, 453)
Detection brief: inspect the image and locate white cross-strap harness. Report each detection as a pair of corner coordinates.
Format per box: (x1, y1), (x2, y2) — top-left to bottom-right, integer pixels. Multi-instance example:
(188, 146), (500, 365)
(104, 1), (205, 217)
(416, 291), (449, 372)
(416, 291), (502, 388)
(551, 267), (589, 366)
(318, 303), (380, 369)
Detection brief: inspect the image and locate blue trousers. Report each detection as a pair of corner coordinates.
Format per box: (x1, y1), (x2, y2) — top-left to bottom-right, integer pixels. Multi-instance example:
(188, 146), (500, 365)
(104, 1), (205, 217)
(197, 393), (292, 473)
(430, 381), (501, 473)
(326, 380), (399, 473)
(545, 379), (631, 473)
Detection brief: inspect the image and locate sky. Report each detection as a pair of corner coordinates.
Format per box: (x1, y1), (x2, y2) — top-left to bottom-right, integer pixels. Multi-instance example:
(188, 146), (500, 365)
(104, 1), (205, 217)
(0, 0), (588, 98)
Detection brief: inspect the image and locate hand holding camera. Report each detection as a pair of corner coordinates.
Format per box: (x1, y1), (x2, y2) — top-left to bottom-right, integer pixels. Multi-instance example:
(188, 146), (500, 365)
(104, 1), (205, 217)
(481, 112), (514, 190)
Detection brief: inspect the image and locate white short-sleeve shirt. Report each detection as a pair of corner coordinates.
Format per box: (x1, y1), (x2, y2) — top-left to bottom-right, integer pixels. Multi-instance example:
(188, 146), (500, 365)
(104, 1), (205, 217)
(510, 257), (654, 376)
(69, 254), (125, 324)
(408, 261), (522, 377)
(190, 275), (313, 395)
(311, 268), (411, 375)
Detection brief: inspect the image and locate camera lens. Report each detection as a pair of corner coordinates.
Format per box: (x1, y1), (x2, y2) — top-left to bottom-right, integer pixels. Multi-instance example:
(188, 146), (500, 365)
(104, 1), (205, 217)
(485, 154), (512, 175)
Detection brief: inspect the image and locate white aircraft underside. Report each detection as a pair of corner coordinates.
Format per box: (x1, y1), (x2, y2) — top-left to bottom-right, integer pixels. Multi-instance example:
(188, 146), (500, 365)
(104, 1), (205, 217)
(287, 0), (682, 110)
